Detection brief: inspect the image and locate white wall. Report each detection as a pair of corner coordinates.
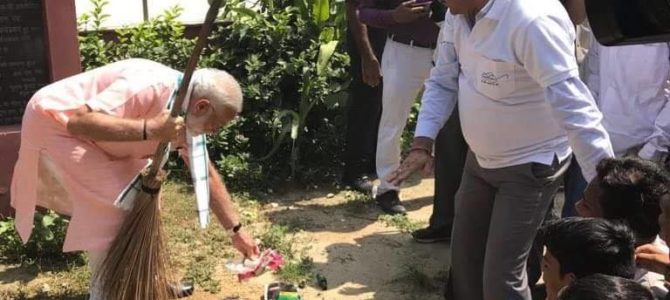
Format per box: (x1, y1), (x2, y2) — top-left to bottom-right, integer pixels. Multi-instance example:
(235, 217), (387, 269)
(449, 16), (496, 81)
(75, 0), (210, 29)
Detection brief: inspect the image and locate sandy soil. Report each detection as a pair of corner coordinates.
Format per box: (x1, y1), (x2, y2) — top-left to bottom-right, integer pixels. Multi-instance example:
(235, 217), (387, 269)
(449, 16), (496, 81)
(210, 178), (450, 300)
(0, 179), (449, 300)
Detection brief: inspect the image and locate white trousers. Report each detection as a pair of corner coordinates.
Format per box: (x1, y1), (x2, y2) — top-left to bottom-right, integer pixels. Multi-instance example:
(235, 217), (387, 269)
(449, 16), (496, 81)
(87, 250), (106, 300)
(376, 38), (434, 194)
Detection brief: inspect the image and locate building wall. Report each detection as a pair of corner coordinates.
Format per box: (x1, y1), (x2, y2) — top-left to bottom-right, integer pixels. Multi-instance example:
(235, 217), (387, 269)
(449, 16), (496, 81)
(75, 0), (210, 29)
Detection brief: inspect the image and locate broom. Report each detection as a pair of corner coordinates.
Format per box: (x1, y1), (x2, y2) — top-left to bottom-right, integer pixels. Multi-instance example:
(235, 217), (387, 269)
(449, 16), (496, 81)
(95, 1), (224, 299)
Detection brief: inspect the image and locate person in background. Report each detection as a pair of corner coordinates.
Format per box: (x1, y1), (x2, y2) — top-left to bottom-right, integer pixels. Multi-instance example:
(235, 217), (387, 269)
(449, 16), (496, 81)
(576, 157), (670, 298)
(411, 7), (467, 243)
(540, 217), (637, 300)
(653, 194), (670, 283)
(410, 111), (467, 243)
(358, 0), (441, 214)
(560, 0), (670, 217)
(557, 274), (654, 300)
(341, 0), (386, 194)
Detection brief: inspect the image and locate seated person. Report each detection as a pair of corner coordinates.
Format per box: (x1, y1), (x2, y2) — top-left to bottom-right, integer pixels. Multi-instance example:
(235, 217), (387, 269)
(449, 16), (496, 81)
(557, 273), (654, 300)
(576, 157), (670, 298)
(636, 194), (670, 299)
(540, 217), (636, 300)
(660, 193), (670, 243)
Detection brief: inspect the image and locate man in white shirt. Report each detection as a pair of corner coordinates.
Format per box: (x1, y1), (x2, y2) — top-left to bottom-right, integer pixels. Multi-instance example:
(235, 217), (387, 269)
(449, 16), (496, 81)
(388, 0), (614, 299)
(560, 0), (670, 217)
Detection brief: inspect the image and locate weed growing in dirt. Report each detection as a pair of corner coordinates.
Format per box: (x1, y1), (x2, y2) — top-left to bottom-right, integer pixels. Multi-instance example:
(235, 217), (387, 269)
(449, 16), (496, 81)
(162, 183), (239, 294)
(378, 215), (425, 234)
(259, 225), (296, 256)
(184, 253), (221, 293)
(392, 265), (447, 293)
(343, 190), (373, 214)
(276, 256), (315, 283)
(259, 225), (315, 283)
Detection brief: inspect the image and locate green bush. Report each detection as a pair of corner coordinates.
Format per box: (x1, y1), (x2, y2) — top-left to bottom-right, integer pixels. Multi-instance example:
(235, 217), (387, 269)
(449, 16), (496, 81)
(78, 0), (350, 189)
(0, 211), (84, 266)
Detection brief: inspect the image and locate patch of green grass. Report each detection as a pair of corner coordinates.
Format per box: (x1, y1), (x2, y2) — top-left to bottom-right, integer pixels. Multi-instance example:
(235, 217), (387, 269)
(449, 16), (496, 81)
(378, 215), (425, 234)
(276, 256), (314, 283)
(343, 191), (373, 214)
(259, 225), (296, 257)
(259, 225), (315, 284)
(45, 263), (91, 293)
(183, 253), (221, 293)
(0, 262), (90, 299)
(162, 182), (240, 294)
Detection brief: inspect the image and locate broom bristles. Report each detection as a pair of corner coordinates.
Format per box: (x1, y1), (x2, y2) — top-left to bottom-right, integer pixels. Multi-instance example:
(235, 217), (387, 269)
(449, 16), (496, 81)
(95, 171), (173, 300)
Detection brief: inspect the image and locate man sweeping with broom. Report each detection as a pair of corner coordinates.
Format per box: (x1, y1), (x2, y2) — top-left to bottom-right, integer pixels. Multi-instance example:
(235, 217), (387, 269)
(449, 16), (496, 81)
(10, 57), (260, 298)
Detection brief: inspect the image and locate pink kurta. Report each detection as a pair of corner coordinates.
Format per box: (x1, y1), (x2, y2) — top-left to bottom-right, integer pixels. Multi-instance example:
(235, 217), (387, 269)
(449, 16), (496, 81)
(11, 58), (181, 252)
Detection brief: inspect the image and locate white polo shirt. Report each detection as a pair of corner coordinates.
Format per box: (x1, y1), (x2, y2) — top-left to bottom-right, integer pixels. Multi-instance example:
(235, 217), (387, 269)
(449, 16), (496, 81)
(415, 0), (614, 180)
(584, 42), (670, 160)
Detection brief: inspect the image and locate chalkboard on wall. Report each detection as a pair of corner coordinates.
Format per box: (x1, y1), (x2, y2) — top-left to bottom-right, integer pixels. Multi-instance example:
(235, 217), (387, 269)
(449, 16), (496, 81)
(0, 0), (49, 126)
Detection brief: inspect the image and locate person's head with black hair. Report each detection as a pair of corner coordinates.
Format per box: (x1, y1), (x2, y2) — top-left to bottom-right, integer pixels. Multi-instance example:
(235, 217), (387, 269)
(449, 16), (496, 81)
(540, 217), (636, 300)
(557, 273), (654, 300)
(576, 157), (670, 245)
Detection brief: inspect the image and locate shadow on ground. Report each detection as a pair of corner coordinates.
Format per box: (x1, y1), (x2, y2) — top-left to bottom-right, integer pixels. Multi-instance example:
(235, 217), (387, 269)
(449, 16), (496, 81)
(304, 231), (450, 300)
(265, 195), (434, 234)
(0, 265), (37, 285)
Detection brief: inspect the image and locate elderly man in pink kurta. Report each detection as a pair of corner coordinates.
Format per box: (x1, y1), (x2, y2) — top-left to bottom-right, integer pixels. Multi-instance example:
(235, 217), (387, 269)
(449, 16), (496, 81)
(11, 58), (259, 296)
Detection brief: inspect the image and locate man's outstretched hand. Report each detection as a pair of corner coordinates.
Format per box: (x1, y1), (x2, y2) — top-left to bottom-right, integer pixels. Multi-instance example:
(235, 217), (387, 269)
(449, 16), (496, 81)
(387, 148), (434, 186)
(232, 229), (261, 258)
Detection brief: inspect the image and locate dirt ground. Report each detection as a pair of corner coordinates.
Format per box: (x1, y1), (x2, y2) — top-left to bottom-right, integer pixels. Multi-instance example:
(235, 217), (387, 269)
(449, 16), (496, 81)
(204, 178), (449, 300)
(0, 178), (449, 300)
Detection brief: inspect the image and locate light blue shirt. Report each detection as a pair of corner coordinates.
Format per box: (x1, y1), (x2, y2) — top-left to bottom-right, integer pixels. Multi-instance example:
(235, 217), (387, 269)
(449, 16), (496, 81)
(415, 0), (614, 181)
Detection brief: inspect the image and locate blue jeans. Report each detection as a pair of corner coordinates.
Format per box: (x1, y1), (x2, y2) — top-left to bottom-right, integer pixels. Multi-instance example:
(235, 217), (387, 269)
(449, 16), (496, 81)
(562, 157), (588, 217)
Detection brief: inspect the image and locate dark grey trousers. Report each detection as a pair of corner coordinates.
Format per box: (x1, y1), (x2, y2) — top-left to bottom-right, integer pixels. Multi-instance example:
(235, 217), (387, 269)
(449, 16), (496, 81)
(446, 151), (569, 300)
(429, 108), (467, 230)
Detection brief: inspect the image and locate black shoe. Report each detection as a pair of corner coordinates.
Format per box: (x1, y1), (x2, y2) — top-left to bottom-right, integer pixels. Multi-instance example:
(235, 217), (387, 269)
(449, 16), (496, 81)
(169, 280), (194, 298)
(411, 226), (451, 243)
(341, 176), (374, 194)
(375, 190), (406, 215)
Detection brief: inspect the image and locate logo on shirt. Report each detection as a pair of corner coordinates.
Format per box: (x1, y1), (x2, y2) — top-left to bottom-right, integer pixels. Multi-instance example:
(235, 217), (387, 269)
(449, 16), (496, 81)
(480, 72), (510, 86)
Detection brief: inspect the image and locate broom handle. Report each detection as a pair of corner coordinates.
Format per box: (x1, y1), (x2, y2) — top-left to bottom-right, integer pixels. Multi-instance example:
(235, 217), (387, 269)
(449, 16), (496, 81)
(146, 0), (224, 179)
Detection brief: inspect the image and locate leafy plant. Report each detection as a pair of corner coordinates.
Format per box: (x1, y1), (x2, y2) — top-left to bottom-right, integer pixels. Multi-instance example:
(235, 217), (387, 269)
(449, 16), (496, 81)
(378, 214), (426, 234)
(259, 224), (296, 256)
(210, 0), (350, 181)
(0, 211), (84, 266)
(77, 0), (112, 68)
(259, 224), (315, 283)
(277, 256), (314, 283)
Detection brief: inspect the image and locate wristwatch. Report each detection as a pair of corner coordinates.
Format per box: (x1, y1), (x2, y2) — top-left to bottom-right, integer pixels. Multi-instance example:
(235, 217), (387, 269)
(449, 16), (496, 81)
(230, 223), (242, 234)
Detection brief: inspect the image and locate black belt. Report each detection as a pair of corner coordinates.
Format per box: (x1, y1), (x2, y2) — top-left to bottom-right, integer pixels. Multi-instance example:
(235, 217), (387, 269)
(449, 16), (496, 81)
(389, 34), (436, 49)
